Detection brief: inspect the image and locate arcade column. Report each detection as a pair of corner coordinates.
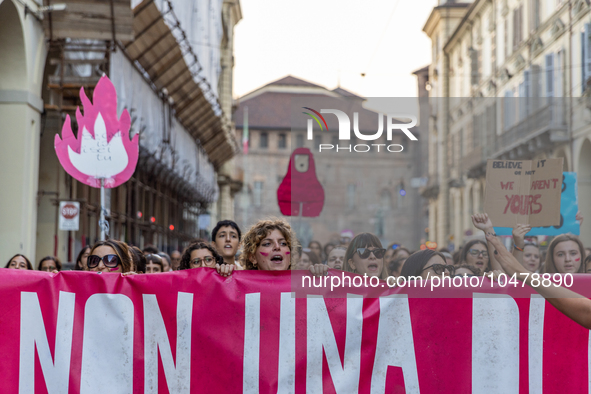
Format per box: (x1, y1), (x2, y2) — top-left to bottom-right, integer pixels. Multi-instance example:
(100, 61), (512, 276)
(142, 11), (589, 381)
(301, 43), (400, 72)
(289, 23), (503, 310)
(0, 0), (47, 261)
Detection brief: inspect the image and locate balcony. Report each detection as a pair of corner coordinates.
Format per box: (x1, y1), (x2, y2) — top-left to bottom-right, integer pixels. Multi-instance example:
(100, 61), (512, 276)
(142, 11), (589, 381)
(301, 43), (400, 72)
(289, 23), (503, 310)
(493, 101), (568, 159)
(461, 146), (486, 178)
(420, 177), (440, 199)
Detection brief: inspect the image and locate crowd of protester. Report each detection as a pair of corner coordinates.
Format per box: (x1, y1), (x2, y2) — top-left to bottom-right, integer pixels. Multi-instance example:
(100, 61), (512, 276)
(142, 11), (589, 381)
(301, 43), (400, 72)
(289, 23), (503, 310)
(8, 213), (591, 352)
(4, 214), (590, 285)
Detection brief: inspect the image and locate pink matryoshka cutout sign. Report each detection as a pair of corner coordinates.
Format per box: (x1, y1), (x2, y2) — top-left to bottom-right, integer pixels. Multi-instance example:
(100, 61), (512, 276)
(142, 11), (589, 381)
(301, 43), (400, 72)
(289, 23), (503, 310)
(277, 147), (325, 217)
(54, 75), (139, 188)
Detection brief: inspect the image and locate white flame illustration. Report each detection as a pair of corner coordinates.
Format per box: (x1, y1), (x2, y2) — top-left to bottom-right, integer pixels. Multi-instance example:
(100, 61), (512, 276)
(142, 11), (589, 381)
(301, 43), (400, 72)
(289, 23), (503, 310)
(67, 113), (129, 179)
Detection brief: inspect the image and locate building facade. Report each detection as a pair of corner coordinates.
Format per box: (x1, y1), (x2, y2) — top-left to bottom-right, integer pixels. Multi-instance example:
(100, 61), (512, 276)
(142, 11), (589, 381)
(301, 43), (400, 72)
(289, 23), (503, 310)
(423, 0), (591, 248)
(233, 76), (429, 250)
(0, 0), (241, 265)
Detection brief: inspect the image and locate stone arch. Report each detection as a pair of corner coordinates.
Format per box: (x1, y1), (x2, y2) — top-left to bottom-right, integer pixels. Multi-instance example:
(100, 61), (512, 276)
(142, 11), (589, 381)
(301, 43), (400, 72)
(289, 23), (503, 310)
(578, 138), (591, 246)
(0, 0), (27, 89)
(0, 0), (36, 259)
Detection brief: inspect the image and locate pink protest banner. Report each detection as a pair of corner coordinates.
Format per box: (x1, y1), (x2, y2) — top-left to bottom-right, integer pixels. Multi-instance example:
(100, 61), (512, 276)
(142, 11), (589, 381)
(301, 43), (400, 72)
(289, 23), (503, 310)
(2, 268), (591, 393)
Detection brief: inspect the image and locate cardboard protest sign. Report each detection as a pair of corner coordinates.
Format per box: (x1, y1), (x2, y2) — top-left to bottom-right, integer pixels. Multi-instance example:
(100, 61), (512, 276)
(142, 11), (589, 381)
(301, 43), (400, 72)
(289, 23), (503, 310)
(54, 76), (139, 188)
(484, 158), (563, 227)
(494, 172), (580, 236)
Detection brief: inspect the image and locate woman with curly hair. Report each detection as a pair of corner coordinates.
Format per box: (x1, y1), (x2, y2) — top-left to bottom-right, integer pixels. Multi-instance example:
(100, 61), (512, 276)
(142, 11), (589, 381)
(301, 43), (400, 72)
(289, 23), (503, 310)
(179, 241), (223, 269)
(240, 218), (298, 271)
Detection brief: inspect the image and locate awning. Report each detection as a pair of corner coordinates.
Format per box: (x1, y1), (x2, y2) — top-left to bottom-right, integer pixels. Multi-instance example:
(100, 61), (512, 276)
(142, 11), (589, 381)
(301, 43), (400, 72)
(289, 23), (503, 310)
(122, 0), (238, 169)
(43, 0), (133, 41)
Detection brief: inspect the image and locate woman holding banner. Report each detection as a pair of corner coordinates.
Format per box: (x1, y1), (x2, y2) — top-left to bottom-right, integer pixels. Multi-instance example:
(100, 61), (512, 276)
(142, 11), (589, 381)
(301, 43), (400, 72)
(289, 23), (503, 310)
(400, 249), (451, 279)
(179, 241), (222, 268)
(178, 241), (235, 277)
(309, 234), (393, 279)
(241, 218), (298, 271)
(4, 254), (33, 270)
(86, 240), (133, 273)
(476, 214), (591, 330)
(342, 233), (389, 280)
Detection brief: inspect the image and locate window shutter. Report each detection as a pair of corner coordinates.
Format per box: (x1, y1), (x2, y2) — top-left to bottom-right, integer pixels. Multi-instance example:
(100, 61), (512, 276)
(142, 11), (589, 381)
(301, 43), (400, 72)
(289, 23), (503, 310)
(518, 81), (526, 120)
(531, 64), (541, 111)
(555, 50), (563, 97)
(519, 5), (523, 43)
(545, 53), (554, 98)
(524, 68), (531, 115)
(470, 48), (479, 86)
(513, 9), (518, 50)
(504, 90), (513, 130)
(585, 23), (591, 91)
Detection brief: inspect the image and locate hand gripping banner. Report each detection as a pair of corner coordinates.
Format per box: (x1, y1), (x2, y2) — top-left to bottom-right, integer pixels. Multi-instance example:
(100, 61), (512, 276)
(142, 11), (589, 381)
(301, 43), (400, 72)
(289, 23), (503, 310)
(3, 268), (591, 393)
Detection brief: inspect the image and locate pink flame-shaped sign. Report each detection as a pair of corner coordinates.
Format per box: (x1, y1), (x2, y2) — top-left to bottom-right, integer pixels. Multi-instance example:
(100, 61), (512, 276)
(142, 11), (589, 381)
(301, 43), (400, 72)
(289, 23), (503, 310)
(54, 76), (139, 188)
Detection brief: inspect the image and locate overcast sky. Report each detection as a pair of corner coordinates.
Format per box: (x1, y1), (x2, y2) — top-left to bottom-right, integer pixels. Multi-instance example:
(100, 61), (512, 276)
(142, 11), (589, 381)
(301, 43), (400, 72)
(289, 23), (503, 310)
(233, 0), (438, 101)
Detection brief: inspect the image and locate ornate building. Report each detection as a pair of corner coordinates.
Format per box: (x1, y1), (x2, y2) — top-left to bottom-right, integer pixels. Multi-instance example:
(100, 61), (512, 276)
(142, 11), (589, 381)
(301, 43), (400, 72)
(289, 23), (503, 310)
(233, 76), (429, 249)
(0, 0), (241, 265)
(423, 0), (591, 248)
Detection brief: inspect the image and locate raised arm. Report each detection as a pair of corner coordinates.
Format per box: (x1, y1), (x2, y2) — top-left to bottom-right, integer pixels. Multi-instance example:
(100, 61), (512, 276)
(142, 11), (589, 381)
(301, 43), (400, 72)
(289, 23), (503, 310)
(471, 213), (503, 273)
(485, 232), (591, 330)
(511, 224), (532, 272)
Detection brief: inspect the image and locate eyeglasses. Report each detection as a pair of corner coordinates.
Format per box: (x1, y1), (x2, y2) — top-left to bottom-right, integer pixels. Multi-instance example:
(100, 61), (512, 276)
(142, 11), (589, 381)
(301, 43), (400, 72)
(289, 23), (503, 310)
(87, 254), (120, 269)
(422, 264), (455, 276)
(356, 248), (387, 259)
(191, 256), (215, 266)
(468, 249), (489, 258)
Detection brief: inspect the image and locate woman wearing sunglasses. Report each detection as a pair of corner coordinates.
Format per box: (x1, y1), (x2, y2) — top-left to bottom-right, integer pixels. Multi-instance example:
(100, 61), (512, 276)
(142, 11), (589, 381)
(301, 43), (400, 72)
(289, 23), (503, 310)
(179, 241), (230, 274)
(343, 233), (389, 280)
(454, 264), (481, 277)
(400, 249), (452, 279)
(86, 240), (133, 273)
